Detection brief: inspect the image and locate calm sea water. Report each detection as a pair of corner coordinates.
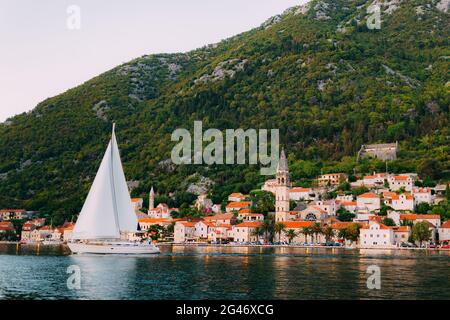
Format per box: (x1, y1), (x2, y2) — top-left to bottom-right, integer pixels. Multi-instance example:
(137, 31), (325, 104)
(0, 244), (449, 300)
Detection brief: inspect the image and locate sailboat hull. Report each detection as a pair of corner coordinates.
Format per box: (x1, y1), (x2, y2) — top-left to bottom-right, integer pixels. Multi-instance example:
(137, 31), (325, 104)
(68, 242), (160, 255)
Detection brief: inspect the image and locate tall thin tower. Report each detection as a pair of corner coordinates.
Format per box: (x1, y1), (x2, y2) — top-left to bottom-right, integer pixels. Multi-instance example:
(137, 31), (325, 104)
(275, 149), (290, 222)
(149, 186), (155, 210)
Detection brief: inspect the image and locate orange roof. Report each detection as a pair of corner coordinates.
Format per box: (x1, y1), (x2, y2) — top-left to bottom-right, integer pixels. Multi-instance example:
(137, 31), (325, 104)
(400, 214), (417, 220)
(0, 226), (15, 231)
(340, 201), (356, 206)
(197, 221), (216, 227)
(362, 222), (390, 230)
(204, 213), (235, 220)
(216, 224), (232, 229)
(358, 192), (379, 199)
(226, 201), (251, 208)
(413, 187), (431, 193)
(393, 175), (409, 181)
(364, 173), (386, 179)
(131, 198), (143, 202)
(441, 221), (450, 229)
(289, 188), (311, 193)
(383, 192), (397, 199)
(393, 226), (410, 232)
(400, 214), (440, 221)
(0, 209), (26, 213)
(416, 214), (440, 220)
(0, 221), (13, 227)
(229, 193), (245, 198)
(283, 221), (314, 229)
(235, 221), (262, 228)
(392, 193), (413, 200)
(178, 221), (196, 228)
(139, 218), (171, 224)
(239, 209), (251, 214)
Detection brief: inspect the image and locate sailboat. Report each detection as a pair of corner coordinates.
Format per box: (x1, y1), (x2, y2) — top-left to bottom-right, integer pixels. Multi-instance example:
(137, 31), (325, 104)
(68, 124), (160, 254)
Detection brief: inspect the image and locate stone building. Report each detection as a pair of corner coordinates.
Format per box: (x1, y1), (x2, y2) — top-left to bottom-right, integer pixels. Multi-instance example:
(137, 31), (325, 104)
(357, 142), (399, 161)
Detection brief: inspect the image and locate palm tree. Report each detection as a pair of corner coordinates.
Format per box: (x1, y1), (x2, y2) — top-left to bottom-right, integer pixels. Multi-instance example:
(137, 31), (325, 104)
(262, 219), (274, 243)
(274, 222), (286, 243)
(301, 227), (313, 244)
(284, 229), (298, 244)
(251, 226), (264, 244)
(338, 228), (347, 242)
(311, 223), (323, 244)
(322, 226), (335, 243)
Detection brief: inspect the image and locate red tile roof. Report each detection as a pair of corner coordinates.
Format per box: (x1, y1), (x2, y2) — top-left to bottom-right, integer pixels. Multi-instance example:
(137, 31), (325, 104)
(358, 192), (379, 199)
(226, 201), (251, 209)
(283, 221), (314, 229)
(235, 221), (262, 228)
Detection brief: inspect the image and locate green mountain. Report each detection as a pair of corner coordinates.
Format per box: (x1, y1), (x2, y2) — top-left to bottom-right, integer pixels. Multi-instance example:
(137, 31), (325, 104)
(0, 0), (449, 223)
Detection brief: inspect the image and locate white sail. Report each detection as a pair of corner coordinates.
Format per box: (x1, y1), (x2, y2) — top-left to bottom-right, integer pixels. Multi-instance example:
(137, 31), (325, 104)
(72, 125), (137, 240)
(111, 129), (138, 233)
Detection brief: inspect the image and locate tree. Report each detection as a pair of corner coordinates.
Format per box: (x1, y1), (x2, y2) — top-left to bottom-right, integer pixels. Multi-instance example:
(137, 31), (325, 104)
(412, 221), (432, 247)
(302, 227), (313, 244)
(352, 186), (369, 197)
(379, 203), (392, 216)
(415, 202), (431, 214)
(418, 159), (442, 181)
(261, 219), (274, 243)
(322, 226), (335, 243)
(311, 223), (323, 244)
(250, 191), (275, 215)
(0, 230), (17, 241)
(251, 226), (264, 243)
(343, 223), (361, 244)
(382, 218), (396, 227)
(284, 229), (298, 244)
(337, 207), (355, 222)
(274, 222), (286, 243)
(401, 219), (414, 227)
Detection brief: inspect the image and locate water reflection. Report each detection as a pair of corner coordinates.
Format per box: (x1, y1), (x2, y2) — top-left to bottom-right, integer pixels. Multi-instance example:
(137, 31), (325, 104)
(0, 244), (449, 300)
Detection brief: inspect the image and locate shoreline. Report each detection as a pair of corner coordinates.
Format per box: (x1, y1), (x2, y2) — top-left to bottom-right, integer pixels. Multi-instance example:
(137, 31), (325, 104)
(1, 241), (449, 252)
(159, 242), (450, 251)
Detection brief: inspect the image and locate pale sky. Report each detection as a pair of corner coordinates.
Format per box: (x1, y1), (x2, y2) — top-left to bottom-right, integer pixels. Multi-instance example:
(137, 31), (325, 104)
(0, 0), (308, 122)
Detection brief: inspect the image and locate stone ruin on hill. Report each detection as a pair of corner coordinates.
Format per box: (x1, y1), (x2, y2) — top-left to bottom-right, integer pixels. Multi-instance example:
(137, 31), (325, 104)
(357, 142), (399, 161)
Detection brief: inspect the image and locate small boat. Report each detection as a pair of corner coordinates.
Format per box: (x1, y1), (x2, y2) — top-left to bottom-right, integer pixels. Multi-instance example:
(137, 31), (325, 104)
(42, 240), (63, 245)
(68, 124), (160, 255)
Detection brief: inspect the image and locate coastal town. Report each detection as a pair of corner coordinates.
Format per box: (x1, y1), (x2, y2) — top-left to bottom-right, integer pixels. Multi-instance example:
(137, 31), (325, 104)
(1, 148), (449, 250)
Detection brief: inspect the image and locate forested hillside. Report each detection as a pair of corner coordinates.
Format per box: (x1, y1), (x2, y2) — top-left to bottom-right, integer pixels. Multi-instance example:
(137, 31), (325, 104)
(0, 0), (448, 223)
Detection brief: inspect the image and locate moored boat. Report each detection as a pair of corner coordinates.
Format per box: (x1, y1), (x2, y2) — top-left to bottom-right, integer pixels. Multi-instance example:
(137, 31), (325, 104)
(68, 124), (159, 255)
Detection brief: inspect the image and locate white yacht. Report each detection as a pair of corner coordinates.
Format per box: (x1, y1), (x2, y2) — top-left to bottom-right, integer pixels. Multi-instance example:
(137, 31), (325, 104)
(68, 124), (160, 255)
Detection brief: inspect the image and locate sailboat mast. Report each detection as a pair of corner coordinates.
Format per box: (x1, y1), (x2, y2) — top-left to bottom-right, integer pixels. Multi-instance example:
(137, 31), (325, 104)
(110, 123), (121, 238)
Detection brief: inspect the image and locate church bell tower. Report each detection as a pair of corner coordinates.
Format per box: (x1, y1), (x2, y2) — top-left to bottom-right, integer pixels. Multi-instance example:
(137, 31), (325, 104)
(275, 149), (290, 222)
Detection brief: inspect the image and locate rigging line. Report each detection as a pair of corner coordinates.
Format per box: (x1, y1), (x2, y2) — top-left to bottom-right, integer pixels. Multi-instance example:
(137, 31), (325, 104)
(110, 123), (121, 238)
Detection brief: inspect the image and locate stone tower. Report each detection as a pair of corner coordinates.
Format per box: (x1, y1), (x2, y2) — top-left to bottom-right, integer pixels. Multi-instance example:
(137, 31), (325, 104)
(275, 149), (290, 222)
(149, 186), (155, 210)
